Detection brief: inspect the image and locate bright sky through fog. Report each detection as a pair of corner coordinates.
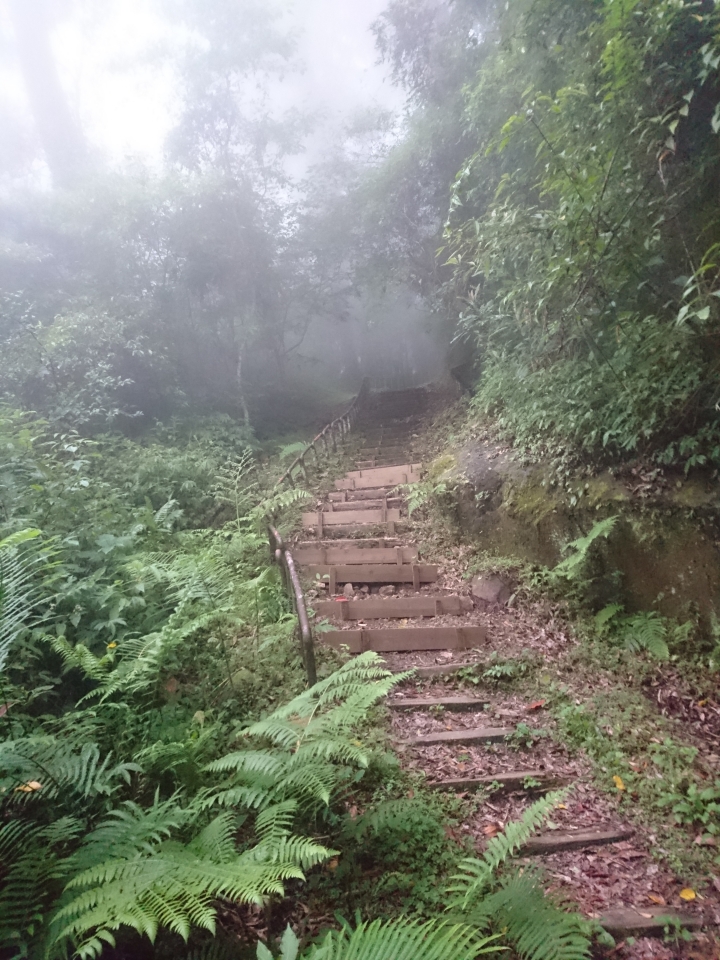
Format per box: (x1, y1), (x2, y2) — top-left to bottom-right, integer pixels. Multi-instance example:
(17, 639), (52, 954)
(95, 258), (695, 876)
(44, 0), (402, 166)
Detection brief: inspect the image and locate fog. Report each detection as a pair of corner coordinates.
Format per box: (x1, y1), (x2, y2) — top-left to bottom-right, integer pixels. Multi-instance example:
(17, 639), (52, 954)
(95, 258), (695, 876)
(0, 0), (449, 436)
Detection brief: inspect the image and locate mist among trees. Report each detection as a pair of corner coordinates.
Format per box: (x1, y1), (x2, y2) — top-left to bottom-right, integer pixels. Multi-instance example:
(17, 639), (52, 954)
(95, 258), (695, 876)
(1, 0), (720, 957)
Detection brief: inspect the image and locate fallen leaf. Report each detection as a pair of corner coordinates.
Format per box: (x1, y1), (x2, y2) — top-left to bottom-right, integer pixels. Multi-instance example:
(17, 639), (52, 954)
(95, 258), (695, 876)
(555, 803), (567, 810)
(407, 789), (415, 800)
(679, 888), (696, 901)
(348, 805), (358, 820)
(648, 894), (666, 905)
(694, 834), (716, 846)
(639, 912), (653, 919)
(483, 823), (501, 838)
(698, 699), (708, 707)
(15, 780), (42, 793)
(165, 677), (179, 694)
(613, 775), (626, 791)
(527, 700), (546, 711)
(327, 858), (339, 871)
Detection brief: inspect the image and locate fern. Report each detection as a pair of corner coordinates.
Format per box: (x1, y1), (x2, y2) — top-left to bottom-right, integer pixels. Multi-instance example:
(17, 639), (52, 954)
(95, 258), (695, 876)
(449, 791), (565, 906)
(0, 737), (139, 802)
(470, 871), (594, 960)
(0, 528), (47, 674)
(550, 516), (618, 584)
(622, 611), (669, 660)
(258, 919), (501, 960)
(50, 809), (333, 959)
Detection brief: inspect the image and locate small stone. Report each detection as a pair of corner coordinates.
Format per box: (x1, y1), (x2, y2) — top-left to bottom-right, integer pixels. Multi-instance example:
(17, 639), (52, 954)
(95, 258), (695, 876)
(343, 582), (354, 598)
(360, 585), (369, 593)
(379, 585), (395, 597)
(471, 575), (511, 608)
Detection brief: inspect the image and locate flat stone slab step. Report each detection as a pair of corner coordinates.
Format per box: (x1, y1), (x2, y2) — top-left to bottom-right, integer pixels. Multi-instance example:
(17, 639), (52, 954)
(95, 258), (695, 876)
(296, 544), (419, 566)
(305, 563), (438, 590)
(521, 826), (634, 855)
(322, 625), (486, 654)
(387, 695), (487, 711)
(403, 726), (510, 746)
(428, 771), (569, 792)
(598, 907), (702, 938)
(302, 509), (401, 529)
(313, 595), (471, 619)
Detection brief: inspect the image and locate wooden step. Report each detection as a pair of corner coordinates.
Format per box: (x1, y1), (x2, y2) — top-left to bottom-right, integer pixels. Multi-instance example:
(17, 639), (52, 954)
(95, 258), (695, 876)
(404, 661), (480, 679)
(320, 498), (402, 512)
(428, 771), (569, 793)
(308, 522), (398, 536)
(328, 489), (398, 502)
(403, 726), (510, 746)
(296, 545), (419, 566)
(302, 508), (401, 529)
(521, 826), (634, 855)
(336, 474), (417, 492)
(387, 695), (487, 711)
(346, 463), (421, 480)
(305, 563), (438, 590)
(313, 595), (472, 619)
(598, 907), (702, 938)
(321, 625), (486, 654)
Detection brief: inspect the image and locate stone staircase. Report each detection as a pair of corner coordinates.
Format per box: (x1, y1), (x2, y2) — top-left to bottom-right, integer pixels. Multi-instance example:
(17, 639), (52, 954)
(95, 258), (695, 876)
(293, 385), (702, 944)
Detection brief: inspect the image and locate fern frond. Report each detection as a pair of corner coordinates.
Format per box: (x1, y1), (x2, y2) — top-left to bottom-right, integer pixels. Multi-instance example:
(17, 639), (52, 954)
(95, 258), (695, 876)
(622, 611), (669, 660)
(0, 737), (139, 802)
(448, 791), (565, 907)
(0, 528), (47, 674)
(469, 870), (593, 960)
(299, 918), (501, 959)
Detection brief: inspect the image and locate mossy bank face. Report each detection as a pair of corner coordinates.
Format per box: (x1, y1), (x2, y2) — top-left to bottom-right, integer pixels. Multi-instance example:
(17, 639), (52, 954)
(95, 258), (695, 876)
(441, 443), (720, 625)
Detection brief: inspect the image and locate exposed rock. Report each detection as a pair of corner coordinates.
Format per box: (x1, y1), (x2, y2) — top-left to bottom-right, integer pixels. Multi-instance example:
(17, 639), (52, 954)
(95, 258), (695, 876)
(343, 582), (354, 598)
(360, 585), (369, 593)
(379, 585), (395, 597)
(471, 575), (511, 608)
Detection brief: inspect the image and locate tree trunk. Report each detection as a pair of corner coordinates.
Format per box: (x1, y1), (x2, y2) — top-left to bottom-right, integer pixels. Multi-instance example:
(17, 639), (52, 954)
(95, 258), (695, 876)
(9, 0), (88, 188)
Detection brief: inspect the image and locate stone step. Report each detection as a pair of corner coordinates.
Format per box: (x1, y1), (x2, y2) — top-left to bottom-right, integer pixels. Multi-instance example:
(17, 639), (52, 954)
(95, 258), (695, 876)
(428, 771), (569, 793)
(304, 563), (438, 590)
(313, 595), (472, 619)
(521, 825), (634, 856)
(387, 695), (487, 711)
(403, 726), (510, 746)
(295, 544), (419, 566)
(322, 625), (486, 654)
(302, 508), (401, 530)
(598, 907), (702, 939)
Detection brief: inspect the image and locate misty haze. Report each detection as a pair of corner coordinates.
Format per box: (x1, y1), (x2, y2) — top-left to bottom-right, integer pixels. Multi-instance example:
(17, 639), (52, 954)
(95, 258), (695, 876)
(1, 2), (720, 958)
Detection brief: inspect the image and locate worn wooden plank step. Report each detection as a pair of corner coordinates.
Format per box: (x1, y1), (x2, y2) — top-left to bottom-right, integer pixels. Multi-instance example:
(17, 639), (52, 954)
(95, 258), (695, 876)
(355, 460), (407, 470)
(427, 771), (569, 792)
(309, 522), (398, 537)
(313, 595), (471, 619)
(387, 695), (487, 711)
(521, 826), (634, 855)
(328, 489), (399, 502)
(402, 661), (480, 679)
(305, 563), (438, 587)
(346, 463), (421, 480)
(598, 907), (702, 938)
(298, 538), (405, 549)
(302, 509), (401, 528)
(403, 726), (510, 746)
(321, 625), (486, 654)
(336, 475), (417, 492)
(296, 545), (419, 566)
(321, 498), (403, 512)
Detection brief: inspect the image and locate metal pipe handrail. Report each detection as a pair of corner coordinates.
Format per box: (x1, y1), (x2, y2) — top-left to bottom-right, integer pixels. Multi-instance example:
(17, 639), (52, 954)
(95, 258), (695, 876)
(268, 524), (317, 686)
(268, 379), (370, 686)
(274, 378), (370, 490)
